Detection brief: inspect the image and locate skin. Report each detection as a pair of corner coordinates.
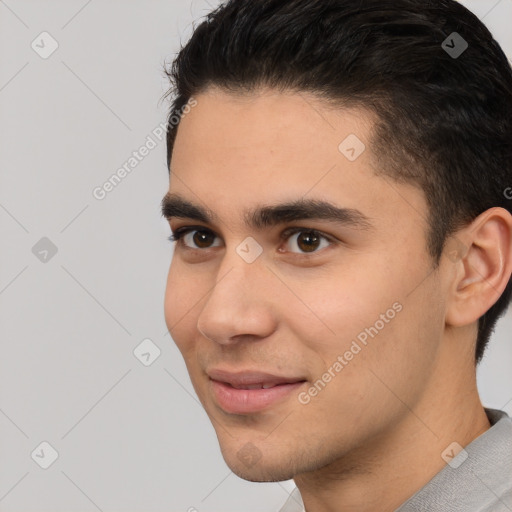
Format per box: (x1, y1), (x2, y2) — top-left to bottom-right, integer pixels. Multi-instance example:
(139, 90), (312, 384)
(163, 86), (512, 512)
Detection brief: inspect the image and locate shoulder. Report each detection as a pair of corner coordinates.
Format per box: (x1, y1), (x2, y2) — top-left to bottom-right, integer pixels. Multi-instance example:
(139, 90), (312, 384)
(397, 408), (512, 512)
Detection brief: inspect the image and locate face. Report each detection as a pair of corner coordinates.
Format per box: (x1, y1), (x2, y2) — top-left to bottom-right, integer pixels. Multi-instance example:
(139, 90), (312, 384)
(163, 87), (448, 482)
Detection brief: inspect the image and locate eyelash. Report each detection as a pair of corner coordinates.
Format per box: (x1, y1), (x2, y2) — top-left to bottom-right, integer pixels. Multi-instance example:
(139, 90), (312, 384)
(167, 226), (336, 256)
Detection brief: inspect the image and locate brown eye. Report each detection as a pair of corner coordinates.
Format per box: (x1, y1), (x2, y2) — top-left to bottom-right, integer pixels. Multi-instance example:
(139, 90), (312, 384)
(284, 229), (331, 254)
(169, 228), (223, 249)
(191, 230), (217, 248)
(297, 231), (321, 252)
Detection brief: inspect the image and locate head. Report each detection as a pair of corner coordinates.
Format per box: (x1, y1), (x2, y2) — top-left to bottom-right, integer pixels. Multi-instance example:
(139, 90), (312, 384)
(162, 0), (512, 482)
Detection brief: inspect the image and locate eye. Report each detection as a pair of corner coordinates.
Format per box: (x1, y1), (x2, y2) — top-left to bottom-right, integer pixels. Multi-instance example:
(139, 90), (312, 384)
(168, 227), (222, 249)
(168, 226), (335, 255)
(280, 228), (333, 254)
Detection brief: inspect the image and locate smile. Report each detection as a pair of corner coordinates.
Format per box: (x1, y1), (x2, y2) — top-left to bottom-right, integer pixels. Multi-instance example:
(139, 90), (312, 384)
(207, 369), (307, 414)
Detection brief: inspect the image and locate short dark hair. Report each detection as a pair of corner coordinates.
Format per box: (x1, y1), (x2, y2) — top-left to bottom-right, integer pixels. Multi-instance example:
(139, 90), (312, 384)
(164, 0), (512, 362)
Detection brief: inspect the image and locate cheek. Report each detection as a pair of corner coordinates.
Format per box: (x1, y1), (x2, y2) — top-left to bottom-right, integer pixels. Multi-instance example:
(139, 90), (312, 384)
(290, 255), (441, 378)
(164, 261), (202, 355)
(283, 263), (398, 356)
(319, 269), (443, 402)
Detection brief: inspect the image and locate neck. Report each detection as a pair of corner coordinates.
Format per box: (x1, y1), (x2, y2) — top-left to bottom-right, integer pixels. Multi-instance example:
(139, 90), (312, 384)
(293, 340), (491, 512)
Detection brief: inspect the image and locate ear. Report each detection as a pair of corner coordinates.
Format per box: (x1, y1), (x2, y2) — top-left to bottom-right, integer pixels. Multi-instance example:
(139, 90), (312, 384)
(445, 207), (512, 328)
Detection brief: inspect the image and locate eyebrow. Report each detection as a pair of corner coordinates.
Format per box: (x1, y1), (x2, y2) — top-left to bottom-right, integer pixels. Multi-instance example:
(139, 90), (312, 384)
(160, 192), (373, 231)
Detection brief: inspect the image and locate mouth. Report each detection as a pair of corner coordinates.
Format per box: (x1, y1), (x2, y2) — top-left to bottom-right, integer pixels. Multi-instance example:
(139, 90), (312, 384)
(207, 369), (307, 414)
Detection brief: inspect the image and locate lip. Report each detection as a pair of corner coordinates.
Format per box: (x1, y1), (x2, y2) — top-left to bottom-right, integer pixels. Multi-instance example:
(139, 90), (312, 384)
(208, 369), (306, 388)
(207, 369), (307, 414)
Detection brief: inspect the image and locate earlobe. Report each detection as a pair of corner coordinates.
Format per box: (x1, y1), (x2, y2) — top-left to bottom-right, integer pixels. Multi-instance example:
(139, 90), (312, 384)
(445, 207), (512, 328)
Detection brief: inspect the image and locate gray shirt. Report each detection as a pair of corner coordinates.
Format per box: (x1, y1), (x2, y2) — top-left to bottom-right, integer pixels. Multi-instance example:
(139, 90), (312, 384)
(279, 408), (512, 512)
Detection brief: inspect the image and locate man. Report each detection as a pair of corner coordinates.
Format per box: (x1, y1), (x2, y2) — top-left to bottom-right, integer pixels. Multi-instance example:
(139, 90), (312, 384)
(160, 1), (512, 510)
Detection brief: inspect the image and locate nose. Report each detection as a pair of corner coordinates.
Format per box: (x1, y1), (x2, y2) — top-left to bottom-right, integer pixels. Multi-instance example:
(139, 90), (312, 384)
(196, 255), (277, 345)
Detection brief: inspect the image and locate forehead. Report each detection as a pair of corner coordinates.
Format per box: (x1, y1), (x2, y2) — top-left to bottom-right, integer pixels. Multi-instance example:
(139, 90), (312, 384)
(172, 87), (375, 166)
(168, 87), (427, 232)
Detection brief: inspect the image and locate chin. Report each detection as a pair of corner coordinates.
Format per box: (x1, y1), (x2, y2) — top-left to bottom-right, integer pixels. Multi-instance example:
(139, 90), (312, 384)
(215, 439), (300, 482)
(226, 457), (297, 483)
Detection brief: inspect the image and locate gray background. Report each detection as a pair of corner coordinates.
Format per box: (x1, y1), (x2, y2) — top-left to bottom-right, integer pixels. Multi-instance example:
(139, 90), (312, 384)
(0, 1), (511, 511)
